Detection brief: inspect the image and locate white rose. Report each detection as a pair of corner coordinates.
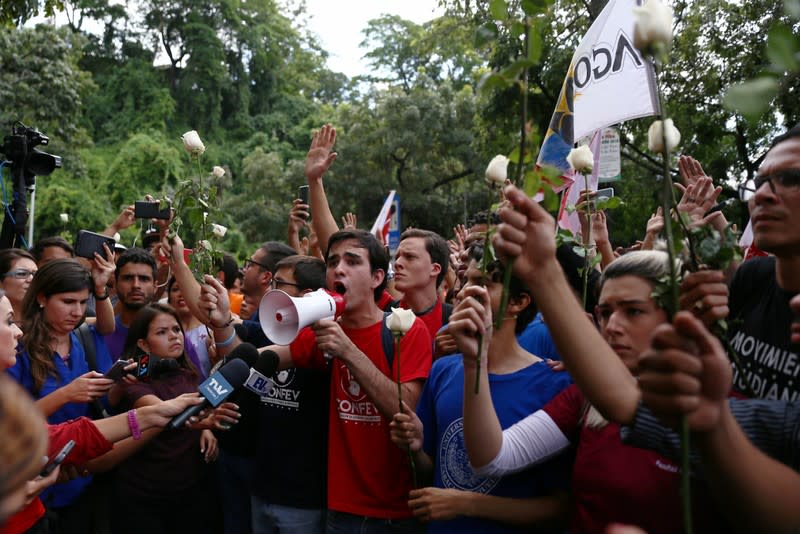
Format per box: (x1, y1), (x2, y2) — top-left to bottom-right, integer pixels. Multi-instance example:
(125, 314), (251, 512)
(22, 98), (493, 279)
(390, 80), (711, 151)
(59, 213), (69, 223)
(632, 0), (673, 54)
(485, 155), (509, 188)
(647, 119), (681, 153)
(566, 145), (594, 174)
(211, 224), (227, 238)
(181, 130), (206, 156)
(386, 307), (416, 335)
(113, 232), (121, 243)
(199, 239), (212, 251)
(212, 166), (225, 178)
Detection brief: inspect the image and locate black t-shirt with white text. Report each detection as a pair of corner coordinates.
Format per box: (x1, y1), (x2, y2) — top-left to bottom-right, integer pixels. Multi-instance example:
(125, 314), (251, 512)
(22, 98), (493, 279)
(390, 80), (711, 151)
(728, 256), (799, 400)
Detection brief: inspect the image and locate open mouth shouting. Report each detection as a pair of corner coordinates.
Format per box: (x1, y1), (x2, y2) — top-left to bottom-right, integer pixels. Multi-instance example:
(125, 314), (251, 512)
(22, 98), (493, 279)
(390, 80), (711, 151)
(332, 281), (347, 295)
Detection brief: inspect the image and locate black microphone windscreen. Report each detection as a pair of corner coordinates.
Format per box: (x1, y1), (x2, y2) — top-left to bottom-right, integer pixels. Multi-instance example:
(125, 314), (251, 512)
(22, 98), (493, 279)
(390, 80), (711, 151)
(216, 358), (251, 388)
(254, 350), (280, 377)
(227, 342), (259, 367)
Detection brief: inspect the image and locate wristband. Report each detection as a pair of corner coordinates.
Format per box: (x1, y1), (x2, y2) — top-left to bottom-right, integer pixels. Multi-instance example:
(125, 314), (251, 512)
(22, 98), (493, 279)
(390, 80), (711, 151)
(211, 314), (234, 329)
(215, 330), (237, 348)
(94, 287), (110, 301)
(128, 409), (142, 440)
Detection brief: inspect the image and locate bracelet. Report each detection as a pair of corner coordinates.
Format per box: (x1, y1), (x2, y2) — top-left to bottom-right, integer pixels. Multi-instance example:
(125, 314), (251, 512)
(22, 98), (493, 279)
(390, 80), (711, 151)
(211, 314), (234, 329)
(215, 330), (237, 348)
(94, 287), (110, 301)
(127, 409), (142, 440)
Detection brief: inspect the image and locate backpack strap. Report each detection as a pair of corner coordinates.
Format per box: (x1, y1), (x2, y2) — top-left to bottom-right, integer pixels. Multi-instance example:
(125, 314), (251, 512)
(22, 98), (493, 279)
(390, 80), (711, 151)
(382, 299), (401, 312)
(76, 323), (97, 372)
(380, 311), (395, 370)
(441, 302), (453, 325)
(76, 323), (110, 418)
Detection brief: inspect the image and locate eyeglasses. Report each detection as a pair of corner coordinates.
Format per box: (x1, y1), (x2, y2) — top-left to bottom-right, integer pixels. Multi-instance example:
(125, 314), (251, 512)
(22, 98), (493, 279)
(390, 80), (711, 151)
(270, 278), (301, 290)
(2, 269), (37, 280)
(739, 169), (800, 200)
(243, 258), (270, 271)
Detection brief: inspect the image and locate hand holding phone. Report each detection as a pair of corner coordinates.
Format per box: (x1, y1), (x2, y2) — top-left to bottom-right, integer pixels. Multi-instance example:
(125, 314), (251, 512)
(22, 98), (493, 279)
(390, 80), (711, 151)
(75, 231), (116, 260)
(104, 360), (135, 381)
(40, 440), (75, 477)
(134, 201), (171, 220)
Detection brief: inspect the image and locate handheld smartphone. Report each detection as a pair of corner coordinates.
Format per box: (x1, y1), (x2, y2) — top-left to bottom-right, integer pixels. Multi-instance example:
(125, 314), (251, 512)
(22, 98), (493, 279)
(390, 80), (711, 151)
(104, 360), (131, 381)
(134, 201), (171, 220)
(595, 187), (615, 201)
(74, 230), (115, 260)
(40, 440), (75, 477)
(298, 185), (309, 205)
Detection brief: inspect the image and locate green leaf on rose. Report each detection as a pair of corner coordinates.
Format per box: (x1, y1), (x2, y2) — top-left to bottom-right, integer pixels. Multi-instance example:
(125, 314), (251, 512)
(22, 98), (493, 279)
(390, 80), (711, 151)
(723, 77), (780, 121)
(786, 0), (800, 19)
(767, 24), (800, 71)
(489, 0), (508, 21)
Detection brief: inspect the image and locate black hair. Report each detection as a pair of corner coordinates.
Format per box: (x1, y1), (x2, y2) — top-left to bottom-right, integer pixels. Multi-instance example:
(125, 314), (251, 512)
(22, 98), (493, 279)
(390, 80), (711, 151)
(275, 256), (326, 292)
(555, 244), (600, 314)
(29, 236), (73, 262)
(467, 243), (536, 335)
(115, 247), (157, 281)
(255, 242), (297, 274)
(327, 229), (388, 301)
(768, 124), (800, 151)
(217, 253), (239, 290)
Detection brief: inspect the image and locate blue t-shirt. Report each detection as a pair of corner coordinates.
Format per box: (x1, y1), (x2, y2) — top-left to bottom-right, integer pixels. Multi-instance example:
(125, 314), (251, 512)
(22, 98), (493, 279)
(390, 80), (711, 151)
(517, 313), (561, 361)
(7, 325), (113, 508)
(416, 354), (572, 533)
(103, 316), (130, 360)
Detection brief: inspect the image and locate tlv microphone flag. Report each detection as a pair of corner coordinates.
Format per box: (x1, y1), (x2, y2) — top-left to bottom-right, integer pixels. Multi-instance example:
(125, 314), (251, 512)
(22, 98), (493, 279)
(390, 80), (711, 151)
(244, 350), (281, 397)
(168, 356), (250, 429)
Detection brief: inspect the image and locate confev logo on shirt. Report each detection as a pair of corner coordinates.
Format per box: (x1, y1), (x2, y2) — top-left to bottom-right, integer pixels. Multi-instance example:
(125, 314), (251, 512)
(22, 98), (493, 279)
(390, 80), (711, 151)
(336, 363), (381, 424)
(262, 368), (302, 410)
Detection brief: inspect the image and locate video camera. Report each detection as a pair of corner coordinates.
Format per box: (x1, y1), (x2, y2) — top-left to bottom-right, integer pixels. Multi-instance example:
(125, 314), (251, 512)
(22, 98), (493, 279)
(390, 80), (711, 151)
(0, 122), (62, 249)
(1, 122), (62, 186)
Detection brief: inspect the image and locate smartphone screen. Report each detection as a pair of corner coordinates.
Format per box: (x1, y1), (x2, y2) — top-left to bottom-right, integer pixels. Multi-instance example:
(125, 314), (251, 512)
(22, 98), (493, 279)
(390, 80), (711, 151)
(298, 185), (309, 205)
(40, 440), (75, 477)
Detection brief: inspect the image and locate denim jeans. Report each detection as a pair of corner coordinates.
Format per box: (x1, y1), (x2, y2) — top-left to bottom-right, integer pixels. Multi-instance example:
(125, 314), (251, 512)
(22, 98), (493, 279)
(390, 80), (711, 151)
(325, 510), (425, 534)
(251, 495), (325, 534)
(217, 449), (256, 534)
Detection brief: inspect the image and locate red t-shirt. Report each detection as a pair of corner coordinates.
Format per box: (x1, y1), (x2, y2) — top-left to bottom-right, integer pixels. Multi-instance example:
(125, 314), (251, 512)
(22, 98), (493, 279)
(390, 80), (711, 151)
(398, 298), (444, 343)
(2, 418), (113, 534)
(544, 385), (682, 534)
(290, 317), (432, 518)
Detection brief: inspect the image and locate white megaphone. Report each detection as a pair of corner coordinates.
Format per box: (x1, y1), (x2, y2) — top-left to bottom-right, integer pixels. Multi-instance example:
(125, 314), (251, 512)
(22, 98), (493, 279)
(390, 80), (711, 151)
(259, 288), (346, 345)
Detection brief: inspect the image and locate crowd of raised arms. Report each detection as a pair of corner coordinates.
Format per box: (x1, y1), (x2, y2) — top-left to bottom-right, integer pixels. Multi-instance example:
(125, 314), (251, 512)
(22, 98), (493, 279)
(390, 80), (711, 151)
(0, 122), (798, 534)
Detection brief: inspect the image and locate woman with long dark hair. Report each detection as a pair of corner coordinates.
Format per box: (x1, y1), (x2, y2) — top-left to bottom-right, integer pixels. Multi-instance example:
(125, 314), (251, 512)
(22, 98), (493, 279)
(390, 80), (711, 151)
(111, 303), (220, 534)
(7, 254), (116, 531)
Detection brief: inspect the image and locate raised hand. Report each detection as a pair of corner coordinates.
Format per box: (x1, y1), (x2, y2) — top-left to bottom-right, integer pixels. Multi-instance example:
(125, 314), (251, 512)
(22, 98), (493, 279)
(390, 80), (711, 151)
(493, 185), (557, 278)
(447, 285), (492, 364)
(198, 275), (231, 328)
(675, 175), (722, 225)
(341, 212), (357, 230)
(678, 155), (709, 189)
(90, 243), (116, 292)
(638, 312), (731, 432)
(305, 124), (337, 182)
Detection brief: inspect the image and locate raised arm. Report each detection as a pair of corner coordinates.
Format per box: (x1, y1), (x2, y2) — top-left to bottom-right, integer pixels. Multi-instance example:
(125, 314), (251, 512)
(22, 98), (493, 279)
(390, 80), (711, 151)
(453, 286), (570, 473)
(636, 312), (800, 533)
(102, 205), (136, 237)
(91, 243), (117, 335)
(305, 124), (340, 255)
(494, 185), (639, 424)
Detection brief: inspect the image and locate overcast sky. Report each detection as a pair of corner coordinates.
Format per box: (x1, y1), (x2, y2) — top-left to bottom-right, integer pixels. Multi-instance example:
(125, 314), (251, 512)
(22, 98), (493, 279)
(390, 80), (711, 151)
(303, 0), (443, 78)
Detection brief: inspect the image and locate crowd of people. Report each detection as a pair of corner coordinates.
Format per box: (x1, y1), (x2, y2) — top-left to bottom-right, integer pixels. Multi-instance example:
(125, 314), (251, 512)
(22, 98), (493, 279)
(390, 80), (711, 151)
(0, 121), (798, 534)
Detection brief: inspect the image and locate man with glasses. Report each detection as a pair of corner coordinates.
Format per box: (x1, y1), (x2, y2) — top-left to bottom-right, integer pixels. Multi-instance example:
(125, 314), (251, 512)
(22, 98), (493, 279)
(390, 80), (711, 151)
(251, 255), (330, 534)
(686, 126), (800, 401)
(237, 242), (296, 348)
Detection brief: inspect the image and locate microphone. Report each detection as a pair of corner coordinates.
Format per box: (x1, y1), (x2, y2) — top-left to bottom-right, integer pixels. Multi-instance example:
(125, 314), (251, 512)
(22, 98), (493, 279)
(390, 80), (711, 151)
(168, 357), (250, 429)
(226, 342), (259, 367)
(244, 350), (281, 397)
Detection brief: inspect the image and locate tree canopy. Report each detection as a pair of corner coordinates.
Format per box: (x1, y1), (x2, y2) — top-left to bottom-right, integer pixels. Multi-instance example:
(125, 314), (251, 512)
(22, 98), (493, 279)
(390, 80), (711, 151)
(0, 0), (792, 257)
